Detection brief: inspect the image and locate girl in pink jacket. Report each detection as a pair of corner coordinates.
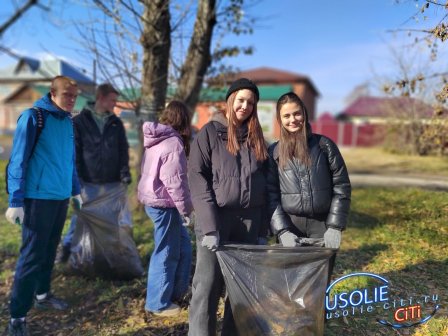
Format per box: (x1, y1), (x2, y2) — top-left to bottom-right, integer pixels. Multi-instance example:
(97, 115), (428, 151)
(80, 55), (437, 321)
(138, 101), (193, 317)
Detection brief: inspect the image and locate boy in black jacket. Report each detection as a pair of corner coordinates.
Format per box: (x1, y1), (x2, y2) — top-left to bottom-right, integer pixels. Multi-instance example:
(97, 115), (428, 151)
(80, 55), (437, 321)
(58, 83), (132, 262)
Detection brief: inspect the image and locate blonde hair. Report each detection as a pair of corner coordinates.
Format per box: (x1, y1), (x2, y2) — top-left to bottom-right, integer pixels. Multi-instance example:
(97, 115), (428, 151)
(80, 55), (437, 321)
(50, 76), (77, 93)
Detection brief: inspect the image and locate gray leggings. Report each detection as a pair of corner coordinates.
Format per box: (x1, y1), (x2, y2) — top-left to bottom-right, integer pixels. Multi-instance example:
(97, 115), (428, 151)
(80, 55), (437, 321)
(188, 207), (263, 336)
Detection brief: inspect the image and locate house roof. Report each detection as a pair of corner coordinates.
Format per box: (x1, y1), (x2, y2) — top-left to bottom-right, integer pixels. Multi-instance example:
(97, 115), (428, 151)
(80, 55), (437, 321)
(199, 84), (294, 102)
(341, 96), (437, 118)
(0, 57), (94, 84)
(117, 84), (295, 103)
(3, 84), (94, 112)
(227, 67), (320, 96)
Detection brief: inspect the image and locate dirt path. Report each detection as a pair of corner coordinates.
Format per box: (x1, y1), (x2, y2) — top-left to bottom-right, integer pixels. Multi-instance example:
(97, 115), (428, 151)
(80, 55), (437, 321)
(350, 173), (448, 190)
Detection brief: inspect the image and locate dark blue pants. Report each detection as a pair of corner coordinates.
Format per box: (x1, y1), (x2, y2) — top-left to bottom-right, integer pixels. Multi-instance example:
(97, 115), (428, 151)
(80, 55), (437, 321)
(9, 198), (69, 318)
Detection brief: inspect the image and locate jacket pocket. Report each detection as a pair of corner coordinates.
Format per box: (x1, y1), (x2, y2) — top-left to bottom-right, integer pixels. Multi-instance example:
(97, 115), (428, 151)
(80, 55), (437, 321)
(214, 176), (240, 207)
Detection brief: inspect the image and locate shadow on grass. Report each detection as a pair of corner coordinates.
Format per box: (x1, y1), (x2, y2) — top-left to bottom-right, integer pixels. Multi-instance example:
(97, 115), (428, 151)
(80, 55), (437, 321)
(381, 259), (448, 299)
(325, 259), (447, 336)
(5, 317), (189, 336)
(333, 243), (389, 276)
(129, 323), (189, 336)
(348, 211), (381, 230)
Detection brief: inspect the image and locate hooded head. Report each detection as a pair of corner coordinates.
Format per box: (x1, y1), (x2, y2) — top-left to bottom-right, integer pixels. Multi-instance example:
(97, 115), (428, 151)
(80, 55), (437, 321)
(142, 121), (179, 147)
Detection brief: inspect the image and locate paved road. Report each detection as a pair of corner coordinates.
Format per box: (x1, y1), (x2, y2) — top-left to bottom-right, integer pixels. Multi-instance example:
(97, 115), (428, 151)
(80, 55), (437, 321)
(350, 173), (448, 191)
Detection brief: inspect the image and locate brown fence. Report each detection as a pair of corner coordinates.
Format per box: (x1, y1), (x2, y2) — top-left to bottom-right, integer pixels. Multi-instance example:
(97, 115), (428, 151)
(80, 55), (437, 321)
(310, 121), (385, 147)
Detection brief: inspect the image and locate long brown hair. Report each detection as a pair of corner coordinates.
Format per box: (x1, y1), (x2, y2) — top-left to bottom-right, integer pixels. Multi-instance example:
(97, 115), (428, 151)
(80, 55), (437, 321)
(226, 91), (268, 161)
(276, 92), (311, 169)
(159, 100), (191, 156)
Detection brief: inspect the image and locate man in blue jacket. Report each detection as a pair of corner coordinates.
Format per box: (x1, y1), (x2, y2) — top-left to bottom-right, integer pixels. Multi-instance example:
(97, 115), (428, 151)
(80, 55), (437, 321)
(5, 76), (82, 336)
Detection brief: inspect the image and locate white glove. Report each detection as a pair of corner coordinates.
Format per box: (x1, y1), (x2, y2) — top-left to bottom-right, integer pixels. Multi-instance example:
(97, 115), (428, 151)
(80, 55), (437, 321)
(201, 231), (220, 251)
(182, 215), (191, 227)
(71, 194), (83, 210)
(324, 228), (342, 248)
(279, 230), (299, 247)
(6, 207), (24, 226)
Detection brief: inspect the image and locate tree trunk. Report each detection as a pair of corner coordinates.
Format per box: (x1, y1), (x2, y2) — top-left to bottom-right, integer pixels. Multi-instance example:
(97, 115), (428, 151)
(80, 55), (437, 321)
(175, 0), (217, 115)
(140, 0), (171, 121)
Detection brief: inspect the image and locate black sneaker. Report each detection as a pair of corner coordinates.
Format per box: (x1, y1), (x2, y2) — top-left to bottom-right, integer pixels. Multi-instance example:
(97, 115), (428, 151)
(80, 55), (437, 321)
(8, 319), (28, 336)
(34, 293), (68, 311)
(56, 244), (71, 264)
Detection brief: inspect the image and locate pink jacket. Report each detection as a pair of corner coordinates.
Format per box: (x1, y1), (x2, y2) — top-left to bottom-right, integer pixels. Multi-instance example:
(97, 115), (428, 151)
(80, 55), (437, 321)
(137, 122), (193, 215)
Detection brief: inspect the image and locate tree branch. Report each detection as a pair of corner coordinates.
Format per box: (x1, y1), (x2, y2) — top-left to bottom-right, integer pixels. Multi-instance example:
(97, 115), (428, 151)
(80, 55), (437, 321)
(0, 0), (41, 37)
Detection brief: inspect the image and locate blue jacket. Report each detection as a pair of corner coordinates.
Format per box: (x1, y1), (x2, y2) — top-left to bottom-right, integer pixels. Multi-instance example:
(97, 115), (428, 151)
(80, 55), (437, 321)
(8, 93), (81, 207)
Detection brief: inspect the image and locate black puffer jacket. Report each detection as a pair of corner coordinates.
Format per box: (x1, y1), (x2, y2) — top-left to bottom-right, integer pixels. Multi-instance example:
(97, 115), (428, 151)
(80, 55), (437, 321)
(73, 108), (130, 183)
(267, 134), (351, 234)
(188, 114), (268, 235)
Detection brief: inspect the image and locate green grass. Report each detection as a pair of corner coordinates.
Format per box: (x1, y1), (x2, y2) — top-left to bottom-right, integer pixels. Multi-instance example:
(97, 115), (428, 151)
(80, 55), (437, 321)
(0, 153), (447, 335)
(326, 187), (448, 336)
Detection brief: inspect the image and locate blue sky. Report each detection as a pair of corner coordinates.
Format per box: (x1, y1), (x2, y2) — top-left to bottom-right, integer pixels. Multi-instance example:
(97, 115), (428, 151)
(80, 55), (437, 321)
(1, 0), (447, 115)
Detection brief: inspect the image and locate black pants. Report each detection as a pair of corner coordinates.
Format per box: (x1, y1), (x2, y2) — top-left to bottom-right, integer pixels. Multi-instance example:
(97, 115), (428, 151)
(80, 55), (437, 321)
(288, 215), (336, 284)
(188, 207), (262, 336)
(9, 198), (69, 318)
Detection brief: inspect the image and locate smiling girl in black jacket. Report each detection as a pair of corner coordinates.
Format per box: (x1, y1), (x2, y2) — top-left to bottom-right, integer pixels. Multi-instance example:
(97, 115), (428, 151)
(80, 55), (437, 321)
(267, 92), (351, 263)
(188, 78), (268, 336)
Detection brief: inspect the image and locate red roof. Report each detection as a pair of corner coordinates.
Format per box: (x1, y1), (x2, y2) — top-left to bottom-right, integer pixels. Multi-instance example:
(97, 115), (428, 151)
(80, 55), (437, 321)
(342, 96), (437, 118)
(237, 67), (308, 82)
(220, 67), (319, 96)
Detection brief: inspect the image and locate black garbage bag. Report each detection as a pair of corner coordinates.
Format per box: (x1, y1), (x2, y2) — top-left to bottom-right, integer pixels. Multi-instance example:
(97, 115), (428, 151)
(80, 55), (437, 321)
(69, 182), (144, 280)
(216, 244), (336, 336)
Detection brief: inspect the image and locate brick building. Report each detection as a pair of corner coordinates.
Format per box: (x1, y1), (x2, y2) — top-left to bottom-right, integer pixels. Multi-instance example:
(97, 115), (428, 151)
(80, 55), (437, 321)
(195, 67), (319, 141)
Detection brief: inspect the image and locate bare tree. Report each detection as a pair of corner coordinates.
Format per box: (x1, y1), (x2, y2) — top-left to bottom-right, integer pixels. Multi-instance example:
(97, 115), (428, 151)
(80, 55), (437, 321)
(0, 0), (44, 37)
(375, 43), (448, 155)
(390, 0), (448, 104)
(370, 1), (448, 155)
(67, 0), (257, 172)
(70, 0), (257, 120)
(140, 0), (171, 120)
(174, 0), (216, 113)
